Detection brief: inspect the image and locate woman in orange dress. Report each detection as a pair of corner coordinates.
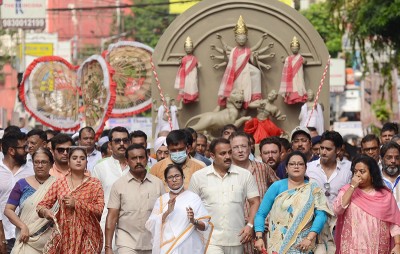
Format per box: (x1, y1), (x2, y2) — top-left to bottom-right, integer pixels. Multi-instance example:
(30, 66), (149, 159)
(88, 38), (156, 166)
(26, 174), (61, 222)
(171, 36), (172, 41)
(37, 147), (104, 253)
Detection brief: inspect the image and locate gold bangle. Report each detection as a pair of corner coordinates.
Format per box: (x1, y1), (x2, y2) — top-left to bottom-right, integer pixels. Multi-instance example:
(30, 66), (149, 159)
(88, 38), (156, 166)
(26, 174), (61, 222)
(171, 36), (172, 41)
(350, 184), (356, 189)
(105, 245), (111, 249)
(306, 236), (313, 241)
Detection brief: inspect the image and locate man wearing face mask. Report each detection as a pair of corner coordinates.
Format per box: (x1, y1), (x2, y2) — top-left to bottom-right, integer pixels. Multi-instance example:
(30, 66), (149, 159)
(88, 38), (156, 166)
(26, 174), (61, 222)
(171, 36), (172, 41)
(150, 130), (204, 190)
(380, 141), (400, 208)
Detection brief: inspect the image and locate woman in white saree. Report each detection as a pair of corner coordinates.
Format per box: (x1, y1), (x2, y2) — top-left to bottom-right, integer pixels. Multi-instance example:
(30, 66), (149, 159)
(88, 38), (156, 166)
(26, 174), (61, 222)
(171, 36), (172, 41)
(4, 148), (57, 254)
(146, 164), (213, 254)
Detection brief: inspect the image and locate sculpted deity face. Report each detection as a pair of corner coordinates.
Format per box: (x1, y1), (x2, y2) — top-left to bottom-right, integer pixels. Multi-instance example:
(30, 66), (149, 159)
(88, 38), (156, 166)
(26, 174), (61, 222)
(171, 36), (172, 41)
(184, 44), (194, 54)
(165, 95), (171, 106)
(307, 89), (314, 100)
(268, 91), (278, 101)
(290, 45), (300, 54)
(235, 34), (248, 46)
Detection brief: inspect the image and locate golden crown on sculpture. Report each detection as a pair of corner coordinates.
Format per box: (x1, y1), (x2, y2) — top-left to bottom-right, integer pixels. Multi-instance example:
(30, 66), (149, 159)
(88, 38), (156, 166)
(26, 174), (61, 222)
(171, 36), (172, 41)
(290, 36), (300, 47)
(184, 36), (193, 47)
(234, 15), (248, 35)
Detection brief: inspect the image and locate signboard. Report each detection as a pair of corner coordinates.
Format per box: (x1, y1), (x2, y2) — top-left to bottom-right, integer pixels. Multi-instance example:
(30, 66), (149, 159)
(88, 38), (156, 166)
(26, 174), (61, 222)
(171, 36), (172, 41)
(333, 121), (363, 138)
(21, 33), (62, 69)
(0, 0), (46, 29)
(19, 43), (53, 57)
(329, 58), (346, 93)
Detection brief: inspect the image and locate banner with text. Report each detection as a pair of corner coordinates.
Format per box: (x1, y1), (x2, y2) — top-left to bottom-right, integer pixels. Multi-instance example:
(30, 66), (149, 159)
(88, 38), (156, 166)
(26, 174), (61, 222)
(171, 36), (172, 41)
(1, 0), (46, 29)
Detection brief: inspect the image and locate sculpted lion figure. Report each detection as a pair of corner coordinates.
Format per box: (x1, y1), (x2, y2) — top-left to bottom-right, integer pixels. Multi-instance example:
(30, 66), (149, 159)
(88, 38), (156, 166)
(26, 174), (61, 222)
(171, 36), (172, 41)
(185, 89), (251, 133)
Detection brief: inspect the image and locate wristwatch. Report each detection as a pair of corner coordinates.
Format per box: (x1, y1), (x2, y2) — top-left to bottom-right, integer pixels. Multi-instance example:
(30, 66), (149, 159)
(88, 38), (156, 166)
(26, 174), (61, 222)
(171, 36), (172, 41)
(255, 235), (263, 240)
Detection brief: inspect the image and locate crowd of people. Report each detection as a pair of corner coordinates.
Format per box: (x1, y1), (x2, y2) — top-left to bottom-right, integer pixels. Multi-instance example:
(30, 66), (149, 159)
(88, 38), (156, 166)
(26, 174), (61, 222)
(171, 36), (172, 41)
(0, 122), (399, 254)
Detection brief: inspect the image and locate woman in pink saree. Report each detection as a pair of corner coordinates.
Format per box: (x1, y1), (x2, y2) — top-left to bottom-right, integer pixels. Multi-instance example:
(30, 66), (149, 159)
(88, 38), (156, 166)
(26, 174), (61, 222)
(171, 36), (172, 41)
(334, 154), (400, 254)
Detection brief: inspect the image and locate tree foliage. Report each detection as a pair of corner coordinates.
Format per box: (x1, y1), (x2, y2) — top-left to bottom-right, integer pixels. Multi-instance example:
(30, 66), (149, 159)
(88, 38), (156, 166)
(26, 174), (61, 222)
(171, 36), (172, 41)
(301, 2), (342, 58)
(122, 0), (177, 48)
(371, 99), (391, 123)
(328, 0), (400, 121)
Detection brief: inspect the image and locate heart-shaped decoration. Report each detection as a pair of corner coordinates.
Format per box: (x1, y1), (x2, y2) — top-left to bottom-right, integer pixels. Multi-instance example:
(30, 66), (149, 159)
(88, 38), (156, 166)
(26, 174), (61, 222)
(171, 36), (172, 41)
(105, 41), (153, 117)
(19, 56), (80, 131)
(77, 55), (116, 138)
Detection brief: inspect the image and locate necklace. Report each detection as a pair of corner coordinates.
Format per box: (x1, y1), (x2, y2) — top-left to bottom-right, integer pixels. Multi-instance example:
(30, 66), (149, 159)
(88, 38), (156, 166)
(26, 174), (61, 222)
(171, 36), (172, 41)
(70, 174), (84, 189)
(35, 175), (49, 185)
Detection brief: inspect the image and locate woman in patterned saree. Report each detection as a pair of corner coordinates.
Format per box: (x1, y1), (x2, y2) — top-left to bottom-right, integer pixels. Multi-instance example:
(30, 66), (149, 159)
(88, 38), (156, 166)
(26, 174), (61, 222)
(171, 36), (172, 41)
(254, 151), (332, 254)
(145, 164), (213, 254)
(36, 147), (104, 253)
(4, 148), (56, 253)
(334, 154), (400, 254)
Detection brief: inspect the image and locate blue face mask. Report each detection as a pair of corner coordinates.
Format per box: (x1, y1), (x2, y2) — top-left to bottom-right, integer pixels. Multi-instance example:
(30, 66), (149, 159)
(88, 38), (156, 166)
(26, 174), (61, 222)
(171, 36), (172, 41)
(170, 150), (187, 164)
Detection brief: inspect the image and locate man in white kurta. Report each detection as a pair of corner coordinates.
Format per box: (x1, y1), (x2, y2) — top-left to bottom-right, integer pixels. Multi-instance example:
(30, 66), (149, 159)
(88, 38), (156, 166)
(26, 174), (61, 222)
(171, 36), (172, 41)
(92, 127), (131, 252)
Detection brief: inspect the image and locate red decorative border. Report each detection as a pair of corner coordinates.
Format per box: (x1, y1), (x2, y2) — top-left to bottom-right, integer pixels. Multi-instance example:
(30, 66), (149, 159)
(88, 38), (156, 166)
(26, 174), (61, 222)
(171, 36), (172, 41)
(109, 102), (152, 118)
(103, 42), (154, 118)
(19, 56), (81, 131)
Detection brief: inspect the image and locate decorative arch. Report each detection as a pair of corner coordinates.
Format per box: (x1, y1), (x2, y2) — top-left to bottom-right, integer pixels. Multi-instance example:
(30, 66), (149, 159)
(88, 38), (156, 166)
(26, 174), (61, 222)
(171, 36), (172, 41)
(152, 0), (330, 136)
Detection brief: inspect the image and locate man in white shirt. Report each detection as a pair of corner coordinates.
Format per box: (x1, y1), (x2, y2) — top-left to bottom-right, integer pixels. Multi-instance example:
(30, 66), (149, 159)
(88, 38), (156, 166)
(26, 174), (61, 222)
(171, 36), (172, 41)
(380, 141), (400, 208)
(92, 126), (131, 252)
(189, 138), (260, 254)
(26, 129), (47, 167)
(306, 131), (351, 254)
(0, 131), (33, 253)
(0, 214), (6, 253)
(78, 127), (102, 173)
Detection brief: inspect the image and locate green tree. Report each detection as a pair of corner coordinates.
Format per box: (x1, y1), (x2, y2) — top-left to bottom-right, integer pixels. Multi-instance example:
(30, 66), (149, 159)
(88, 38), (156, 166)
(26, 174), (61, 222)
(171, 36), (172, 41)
(328, 0), (400, 121)
(122, 0), (178, 48)
(301, 2), (342, 58)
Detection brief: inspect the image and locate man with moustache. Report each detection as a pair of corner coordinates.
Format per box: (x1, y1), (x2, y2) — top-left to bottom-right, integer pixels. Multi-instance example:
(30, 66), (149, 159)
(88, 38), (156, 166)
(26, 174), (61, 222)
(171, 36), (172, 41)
(230, 132), (278, 254)
(105, 144), (164, 254)
(0, 131), (33, 253)
(92, 126), (131, 252)
(189, 138), (260, 254)
(259, 136), (282, 173)
(306, 130), (352, 254)
(380, 141), (400, 208)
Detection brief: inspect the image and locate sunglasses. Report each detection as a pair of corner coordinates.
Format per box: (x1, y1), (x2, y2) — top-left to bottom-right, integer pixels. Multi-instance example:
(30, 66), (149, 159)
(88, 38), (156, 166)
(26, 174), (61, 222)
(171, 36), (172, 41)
(13, 145), (28, 151)
(55, 147), (69, 154)
(112, 138), (131, 144)
(324, 182), (331, 197)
